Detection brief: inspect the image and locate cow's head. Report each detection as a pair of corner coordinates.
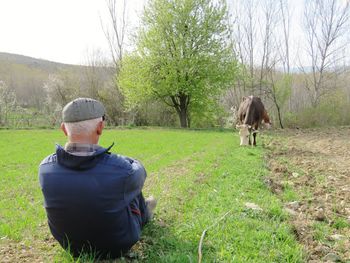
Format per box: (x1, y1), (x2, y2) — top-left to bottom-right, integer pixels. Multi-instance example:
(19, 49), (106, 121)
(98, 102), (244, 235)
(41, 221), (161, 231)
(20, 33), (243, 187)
(236, 124), (251, 146)
(262, 110), (272, 129)
(262, 119), (272, 129)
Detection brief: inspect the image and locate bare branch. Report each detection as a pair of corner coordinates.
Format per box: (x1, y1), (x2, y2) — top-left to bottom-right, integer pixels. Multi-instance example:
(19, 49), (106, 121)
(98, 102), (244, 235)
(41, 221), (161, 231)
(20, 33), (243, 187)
(101, 0), (128, 71)
(302, 0), (350, 106)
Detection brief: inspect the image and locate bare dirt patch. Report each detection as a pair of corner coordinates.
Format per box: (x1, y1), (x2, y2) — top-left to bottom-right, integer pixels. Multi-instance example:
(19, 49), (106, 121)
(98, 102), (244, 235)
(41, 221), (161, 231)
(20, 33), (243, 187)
(265, 127), (350, 262)
(0, 236), (56, 263)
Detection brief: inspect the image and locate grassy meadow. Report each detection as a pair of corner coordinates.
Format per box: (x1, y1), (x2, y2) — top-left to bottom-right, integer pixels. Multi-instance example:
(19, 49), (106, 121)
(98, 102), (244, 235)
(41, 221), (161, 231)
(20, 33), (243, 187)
(0, 128), (304, 262)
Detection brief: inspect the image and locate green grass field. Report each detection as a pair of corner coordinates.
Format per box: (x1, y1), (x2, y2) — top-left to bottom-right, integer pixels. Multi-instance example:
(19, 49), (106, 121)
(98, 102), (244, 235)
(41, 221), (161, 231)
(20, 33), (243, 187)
(0, 129), (304, 262)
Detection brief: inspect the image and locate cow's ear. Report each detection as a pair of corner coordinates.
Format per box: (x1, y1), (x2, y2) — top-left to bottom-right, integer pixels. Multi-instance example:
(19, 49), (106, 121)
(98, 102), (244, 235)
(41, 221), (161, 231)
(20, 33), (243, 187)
(252, 130), (259, 134)
(235, 124), (241, 129)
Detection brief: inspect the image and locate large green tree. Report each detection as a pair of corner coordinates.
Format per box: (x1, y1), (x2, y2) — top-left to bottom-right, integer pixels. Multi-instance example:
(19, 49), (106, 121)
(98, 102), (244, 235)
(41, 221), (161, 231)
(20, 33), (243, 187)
(119, 0), (237, 127)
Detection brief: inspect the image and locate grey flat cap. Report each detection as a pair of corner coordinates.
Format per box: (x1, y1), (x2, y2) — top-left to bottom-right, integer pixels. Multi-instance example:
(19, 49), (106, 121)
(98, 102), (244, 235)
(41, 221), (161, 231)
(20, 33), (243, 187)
(62, 98), (105, 123)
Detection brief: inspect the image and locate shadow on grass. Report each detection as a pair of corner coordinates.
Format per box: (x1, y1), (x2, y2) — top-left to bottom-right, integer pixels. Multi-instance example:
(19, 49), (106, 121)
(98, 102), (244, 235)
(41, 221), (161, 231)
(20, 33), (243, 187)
(134, 219), (202, 263)
(54, 219), (202, 263)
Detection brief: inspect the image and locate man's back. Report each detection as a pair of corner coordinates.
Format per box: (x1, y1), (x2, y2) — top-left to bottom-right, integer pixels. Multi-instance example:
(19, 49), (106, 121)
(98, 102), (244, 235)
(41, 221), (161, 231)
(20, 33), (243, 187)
(39, 144), (146, 258)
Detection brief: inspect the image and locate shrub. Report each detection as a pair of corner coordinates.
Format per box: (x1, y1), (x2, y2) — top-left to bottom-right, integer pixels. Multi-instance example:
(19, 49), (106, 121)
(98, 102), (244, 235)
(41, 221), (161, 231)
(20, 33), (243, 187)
(284, 90), (350, 128)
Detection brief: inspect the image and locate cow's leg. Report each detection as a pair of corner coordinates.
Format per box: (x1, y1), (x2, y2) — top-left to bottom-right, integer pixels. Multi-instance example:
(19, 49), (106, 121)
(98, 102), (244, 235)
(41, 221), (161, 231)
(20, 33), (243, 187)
(253, 124), (259, 146)
(253, 132), (257, 146)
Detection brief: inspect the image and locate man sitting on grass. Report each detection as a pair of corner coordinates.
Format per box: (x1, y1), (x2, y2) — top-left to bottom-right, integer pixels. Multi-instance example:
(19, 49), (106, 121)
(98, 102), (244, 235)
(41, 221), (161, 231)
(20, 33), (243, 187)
(39, 98), (156, 259)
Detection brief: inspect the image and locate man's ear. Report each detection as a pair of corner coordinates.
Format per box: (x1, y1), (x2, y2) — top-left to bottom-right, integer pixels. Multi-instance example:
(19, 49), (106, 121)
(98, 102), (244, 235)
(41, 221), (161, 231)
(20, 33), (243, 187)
(61, 123), (68, 136)
(97, 120), (104, 135)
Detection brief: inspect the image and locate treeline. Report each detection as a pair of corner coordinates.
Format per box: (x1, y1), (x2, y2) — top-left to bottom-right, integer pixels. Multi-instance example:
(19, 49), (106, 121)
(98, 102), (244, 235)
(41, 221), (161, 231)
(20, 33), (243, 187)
(0, 53), (177, 128)
(225, 0), (350, 128)
(1, 0), (350, 129)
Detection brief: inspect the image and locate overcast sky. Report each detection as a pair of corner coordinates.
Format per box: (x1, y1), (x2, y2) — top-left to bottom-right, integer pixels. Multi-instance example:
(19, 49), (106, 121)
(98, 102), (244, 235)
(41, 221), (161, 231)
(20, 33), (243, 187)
(0, 0), (145, 65)
(0, 0), (306, 67)
(0, 0), (348, 67)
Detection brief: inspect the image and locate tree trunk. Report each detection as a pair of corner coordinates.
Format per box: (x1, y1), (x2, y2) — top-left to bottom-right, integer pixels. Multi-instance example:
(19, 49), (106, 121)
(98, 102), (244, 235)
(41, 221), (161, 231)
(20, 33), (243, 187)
(171, 94), (190, 128)
(275, 102), (284, 129)
(178, 109), (188, 128)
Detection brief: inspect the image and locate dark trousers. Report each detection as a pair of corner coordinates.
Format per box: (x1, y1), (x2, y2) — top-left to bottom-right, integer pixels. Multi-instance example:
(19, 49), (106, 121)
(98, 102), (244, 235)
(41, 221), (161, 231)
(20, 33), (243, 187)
(129, 192), (150, 227)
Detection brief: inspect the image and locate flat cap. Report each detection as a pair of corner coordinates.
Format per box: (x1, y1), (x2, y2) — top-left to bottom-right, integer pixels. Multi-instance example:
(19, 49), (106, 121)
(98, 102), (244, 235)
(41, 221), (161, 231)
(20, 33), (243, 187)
(62, 98), (105, 123)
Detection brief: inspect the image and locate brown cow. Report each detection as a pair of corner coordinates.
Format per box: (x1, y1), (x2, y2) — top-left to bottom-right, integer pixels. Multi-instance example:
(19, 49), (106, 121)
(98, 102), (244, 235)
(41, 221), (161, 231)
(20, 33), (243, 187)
(236, 96), (271, 146)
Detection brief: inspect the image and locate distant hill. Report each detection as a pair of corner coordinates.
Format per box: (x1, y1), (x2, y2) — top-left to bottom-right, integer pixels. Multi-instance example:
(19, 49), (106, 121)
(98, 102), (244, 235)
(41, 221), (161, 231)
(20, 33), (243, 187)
(0, 52), (121, 126)
(0, 52), (92, 107)
(0, 52), (83, 73)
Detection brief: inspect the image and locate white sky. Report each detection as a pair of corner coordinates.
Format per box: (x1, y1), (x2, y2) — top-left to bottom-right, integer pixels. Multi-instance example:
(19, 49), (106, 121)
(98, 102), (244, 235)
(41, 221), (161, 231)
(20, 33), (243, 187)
(0, 0), (145, 65)
(0, 0), (306, 67)
(0, 0), (348, 67)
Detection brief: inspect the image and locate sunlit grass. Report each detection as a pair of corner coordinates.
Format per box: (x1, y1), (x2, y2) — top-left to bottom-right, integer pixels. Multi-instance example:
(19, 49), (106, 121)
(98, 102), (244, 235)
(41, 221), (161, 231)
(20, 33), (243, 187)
(0, 129), (304, 262)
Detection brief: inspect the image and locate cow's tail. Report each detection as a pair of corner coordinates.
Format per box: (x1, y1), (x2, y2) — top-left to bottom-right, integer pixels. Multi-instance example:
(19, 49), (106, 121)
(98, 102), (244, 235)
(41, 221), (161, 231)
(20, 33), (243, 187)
(243, 99), (253, 125)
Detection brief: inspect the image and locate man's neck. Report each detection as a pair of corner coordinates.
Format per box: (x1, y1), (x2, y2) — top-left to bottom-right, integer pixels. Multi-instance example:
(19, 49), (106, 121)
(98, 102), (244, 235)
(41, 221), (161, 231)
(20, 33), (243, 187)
(67, 135), (99, 145)
(64, 142), (102, 156)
